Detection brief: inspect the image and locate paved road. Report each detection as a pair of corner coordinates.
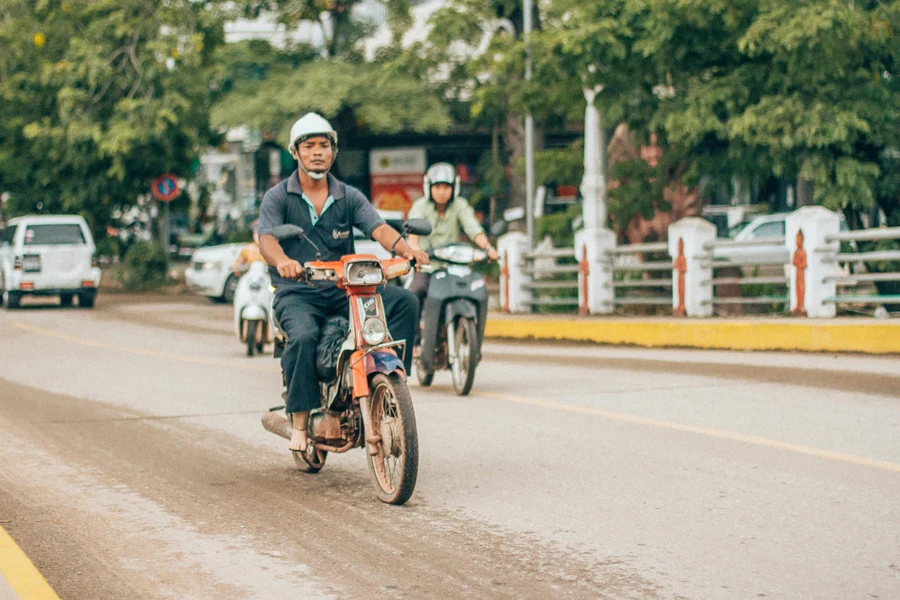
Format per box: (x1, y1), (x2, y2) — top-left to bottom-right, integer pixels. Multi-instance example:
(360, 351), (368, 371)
(1, 295), (899, 599)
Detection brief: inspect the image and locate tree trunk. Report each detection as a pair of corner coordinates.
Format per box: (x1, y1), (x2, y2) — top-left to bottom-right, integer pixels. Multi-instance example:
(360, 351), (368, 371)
(796, 178), (815, 207)
(503, 113), (544, 232)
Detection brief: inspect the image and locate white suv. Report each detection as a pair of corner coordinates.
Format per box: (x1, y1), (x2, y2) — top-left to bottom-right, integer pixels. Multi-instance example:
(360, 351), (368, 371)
(0, 215), (101, 309)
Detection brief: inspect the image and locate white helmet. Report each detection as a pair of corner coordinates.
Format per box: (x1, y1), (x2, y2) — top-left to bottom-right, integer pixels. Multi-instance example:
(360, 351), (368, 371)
(288, 113), (338, 180)
(423, 162), (460, 201)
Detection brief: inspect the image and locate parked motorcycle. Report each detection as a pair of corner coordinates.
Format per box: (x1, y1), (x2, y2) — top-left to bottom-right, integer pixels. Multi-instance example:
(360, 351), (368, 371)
(261, 219), (432, 505)
(233, 261), (273, 356)
(412, 243), (489, 396)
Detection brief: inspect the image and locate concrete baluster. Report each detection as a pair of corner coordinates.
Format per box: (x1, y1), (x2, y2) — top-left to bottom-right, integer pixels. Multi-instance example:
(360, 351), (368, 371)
(497, 232), (533, 313)
(574, 228), (615, 315)
(668, 218), (716, 317)
(785, 207), (839, 318)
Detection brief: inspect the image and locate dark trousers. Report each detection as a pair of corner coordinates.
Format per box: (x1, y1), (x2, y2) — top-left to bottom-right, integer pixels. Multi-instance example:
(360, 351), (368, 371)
(408, 271), (431, 308)
(274, 285), (419, 414)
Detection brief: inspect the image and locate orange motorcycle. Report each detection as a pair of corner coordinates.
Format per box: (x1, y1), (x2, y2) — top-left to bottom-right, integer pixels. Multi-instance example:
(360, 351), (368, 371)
(262, 220), (431, 505)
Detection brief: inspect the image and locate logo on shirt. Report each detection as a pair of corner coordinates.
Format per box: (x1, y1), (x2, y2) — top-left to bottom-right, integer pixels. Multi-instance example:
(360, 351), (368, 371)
(332, 228), (350, 240)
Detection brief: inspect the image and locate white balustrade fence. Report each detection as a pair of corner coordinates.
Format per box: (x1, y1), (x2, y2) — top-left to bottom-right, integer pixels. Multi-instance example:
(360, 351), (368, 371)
(497, 208), (900, 318)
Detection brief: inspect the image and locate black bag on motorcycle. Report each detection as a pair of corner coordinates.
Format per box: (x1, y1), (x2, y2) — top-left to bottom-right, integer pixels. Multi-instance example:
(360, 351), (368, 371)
(316, 315), (349, 383)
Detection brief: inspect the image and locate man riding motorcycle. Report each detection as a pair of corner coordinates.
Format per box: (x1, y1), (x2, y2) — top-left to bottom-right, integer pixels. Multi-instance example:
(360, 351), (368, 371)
(257, 112), (428, 454)
(406, 162), (499, 305)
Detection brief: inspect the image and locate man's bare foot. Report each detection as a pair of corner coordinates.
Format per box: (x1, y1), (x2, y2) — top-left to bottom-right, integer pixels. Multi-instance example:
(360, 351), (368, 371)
(288, 429), (308, 452)
(288, 411), (310, 452)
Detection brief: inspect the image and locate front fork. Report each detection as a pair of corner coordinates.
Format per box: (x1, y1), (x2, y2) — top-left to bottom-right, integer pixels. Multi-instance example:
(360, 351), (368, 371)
(445, 319), (457, 365)
(358, 394), (381, 456)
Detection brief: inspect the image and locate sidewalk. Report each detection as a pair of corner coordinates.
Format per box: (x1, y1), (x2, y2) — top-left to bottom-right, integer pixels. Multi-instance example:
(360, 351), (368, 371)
(484, 313), (900, 355)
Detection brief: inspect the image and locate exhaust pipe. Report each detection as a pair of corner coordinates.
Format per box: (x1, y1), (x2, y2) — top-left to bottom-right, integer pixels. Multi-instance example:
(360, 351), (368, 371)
(261, 411), (292, 440)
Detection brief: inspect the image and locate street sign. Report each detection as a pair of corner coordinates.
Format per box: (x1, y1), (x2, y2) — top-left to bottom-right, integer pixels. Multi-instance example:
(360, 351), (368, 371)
(152, 174), (180, 202)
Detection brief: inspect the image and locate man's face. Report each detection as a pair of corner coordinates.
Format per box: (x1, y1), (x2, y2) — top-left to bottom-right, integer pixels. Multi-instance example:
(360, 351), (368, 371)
(431, 183), (453, 205)
(293, 136), (334, 174)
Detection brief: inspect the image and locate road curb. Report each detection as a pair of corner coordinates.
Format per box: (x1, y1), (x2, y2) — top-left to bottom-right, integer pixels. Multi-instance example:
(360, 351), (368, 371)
(484, 318), (900, 354)
(0, 525), (59, 600)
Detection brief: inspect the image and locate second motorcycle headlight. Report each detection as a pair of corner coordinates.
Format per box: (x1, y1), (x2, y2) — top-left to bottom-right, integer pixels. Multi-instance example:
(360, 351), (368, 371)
(361, 318), (387, 345)
(346, 261), (385, 285)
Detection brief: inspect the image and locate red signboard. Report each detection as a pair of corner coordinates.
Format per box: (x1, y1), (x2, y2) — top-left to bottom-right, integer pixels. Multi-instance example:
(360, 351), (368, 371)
(369, 148), (426, 217)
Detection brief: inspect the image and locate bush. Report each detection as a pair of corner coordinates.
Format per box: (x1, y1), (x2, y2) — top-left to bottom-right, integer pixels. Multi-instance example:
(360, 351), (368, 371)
(119, 241), (169, 290)
(95, 236), (121, 260)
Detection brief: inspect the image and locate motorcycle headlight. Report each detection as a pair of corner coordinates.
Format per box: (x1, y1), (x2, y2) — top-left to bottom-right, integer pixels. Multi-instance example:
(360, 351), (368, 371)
(361, 318), (387, 345)
(203, 261), (221, 271)
(249, 277), (265, 292)
(346, 261), (384, 286)
(433, 245), (476, 264)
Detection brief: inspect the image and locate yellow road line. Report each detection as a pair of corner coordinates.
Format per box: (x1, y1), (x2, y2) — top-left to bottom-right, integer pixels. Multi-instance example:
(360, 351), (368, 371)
(16, 320), (899, 473)
(485, 319), (900, 354)
(0, 525), (60, 600)
(12, 322), (279, 374)
(477, 391), (900, 474)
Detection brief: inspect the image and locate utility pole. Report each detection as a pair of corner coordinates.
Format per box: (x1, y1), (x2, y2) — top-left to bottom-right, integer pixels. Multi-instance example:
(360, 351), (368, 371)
(524, 0), (535, 248)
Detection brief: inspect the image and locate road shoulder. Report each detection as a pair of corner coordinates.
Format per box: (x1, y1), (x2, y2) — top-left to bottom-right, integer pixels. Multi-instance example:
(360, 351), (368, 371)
(0, 525), (59, 600)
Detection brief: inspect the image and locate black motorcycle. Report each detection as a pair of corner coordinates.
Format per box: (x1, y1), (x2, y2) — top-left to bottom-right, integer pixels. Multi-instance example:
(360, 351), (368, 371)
(412, 243), (489, 396)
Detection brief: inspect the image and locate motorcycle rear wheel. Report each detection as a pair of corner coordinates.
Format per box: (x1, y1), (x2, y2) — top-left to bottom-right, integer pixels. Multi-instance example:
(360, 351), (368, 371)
(450, 318), (477, 396)
(366, 373), (418, 505)
(293, 445), (327, 473)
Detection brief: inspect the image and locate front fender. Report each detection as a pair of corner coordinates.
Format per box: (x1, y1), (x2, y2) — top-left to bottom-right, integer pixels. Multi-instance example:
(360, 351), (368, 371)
(365, 350), (405, 378)
(241, 305), (267, 321)
(444, 298), (478, 322)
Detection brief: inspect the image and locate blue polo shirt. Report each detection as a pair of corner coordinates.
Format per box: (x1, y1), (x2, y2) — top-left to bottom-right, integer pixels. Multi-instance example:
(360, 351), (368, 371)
(258, 171), (386, 297)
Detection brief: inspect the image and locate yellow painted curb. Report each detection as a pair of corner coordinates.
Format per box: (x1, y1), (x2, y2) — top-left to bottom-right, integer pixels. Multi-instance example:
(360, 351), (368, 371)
(0, 525), (59, 600)
(485, 319), (900, 354)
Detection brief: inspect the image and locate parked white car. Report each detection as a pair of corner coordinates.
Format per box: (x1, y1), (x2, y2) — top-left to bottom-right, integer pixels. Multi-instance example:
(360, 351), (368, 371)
(185, 243), (245, 303)
(0, 214), (101, 309)
(714, 213), (791, 273)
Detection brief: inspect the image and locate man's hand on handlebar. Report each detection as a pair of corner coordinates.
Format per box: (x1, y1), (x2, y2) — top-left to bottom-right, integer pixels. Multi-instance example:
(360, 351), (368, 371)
(276, 258), (304, 279)
(486, 247), (499, 261)
(403, 249), (430, 269)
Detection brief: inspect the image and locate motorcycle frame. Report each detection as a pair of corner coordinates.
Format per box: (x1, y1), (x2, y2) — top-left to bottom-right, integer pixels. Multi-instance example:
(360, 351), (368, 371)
(294, 254), (412, 455)
(417, 266), (488, 373)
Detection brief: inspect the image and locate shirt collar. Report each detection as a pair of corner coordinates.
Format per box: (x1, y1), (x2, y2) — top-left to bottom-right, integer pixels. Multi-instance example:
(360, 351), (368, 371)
(286, 170), (344, 200)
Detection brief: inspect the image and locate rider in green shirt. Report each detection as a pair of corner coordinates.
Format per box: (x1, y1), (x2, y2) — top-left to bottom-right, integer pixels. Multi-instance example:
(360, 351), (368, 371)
(407, 162), (499, 304)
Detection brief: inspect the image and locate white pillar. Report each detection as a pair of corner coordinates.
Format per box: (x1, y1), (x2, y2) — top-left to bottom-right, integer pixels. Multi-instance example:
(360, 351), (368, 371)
(574, 86), (615, 315)
(581, 87), (606, 231)
(668, 218), (717, 317)
(498, 232), (532, 313)
(785, 206), (839, 318)
(575, 228), (615, 315)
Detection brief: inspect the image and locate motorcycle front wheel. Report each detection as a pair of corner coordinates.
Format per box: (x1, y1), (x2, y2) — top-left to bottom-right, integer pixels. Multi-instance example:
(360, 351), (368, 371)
(450, 318), (477, 396)
(366, 373), (418, 505)
(246, 320), (258, 356)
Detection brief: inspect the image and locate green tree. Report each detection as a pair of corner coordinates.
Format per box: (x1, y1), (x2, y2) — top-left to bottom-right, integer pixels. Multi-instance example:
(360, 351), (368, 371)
(540, 0), (900, 225)
(0, 0), (227, 235)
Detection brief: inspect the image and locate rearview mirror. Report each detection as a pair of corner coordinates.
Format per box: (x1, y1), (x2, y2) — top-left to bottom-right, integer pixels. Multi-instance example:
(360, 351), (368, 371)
(490, 220), (508, 236)
(270, 224), (305, 241)
(404, 218), (433, 237)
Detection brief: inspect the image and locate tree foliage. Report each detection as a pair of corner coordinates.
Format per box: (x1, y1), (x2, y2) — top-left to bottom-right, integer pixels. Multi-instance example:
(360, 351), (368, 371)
(540, 0), (900, 221)
(0, 0), (227, 231)
(211, 59), (451, 146)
